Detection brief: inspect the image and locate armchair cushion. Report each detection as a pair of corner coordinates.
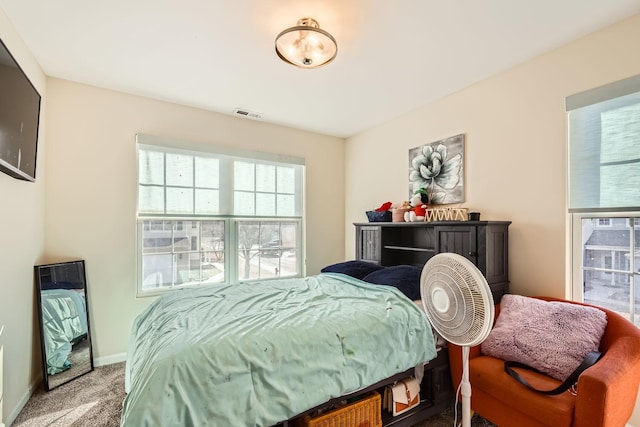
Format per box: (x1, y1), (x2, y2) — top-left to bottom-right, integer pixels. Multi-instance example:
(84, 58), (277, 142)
(480, 295), (607, 381)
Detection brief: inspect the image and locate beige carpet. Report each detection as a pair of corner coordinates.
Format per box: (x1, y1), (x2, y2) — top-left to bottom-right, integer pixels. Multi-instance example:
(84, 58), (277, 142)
(13, 362), (495, 426)
(12, 363), (125, 427)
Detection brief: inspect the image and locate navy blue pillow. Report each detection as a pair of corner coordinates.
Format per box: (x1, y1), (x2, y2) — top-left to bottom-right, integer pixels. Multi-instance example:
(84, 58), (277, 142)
(320, 260), (384, 280)
(361, 265), (422, 300)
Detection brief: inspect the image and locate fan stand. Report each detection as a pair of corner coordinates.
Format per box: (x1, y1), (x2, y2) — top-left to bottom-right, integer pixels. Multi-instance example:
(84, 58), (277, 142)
(461, 346), (472, 427)
(431, 284), (473, 427)
(432, 286), (472, 426)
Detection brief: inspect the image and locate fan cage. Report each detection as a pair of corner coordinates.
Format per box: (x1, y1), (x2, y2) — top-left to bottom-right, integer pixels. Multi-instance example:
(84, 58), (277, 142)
(420, 253), (494, 347)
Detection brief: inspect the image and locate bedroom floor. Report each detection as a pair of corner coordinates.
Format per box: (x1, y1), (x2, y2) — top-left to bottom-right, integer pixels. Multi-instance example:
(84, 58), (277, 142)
(12, 362), (496, 427)
(412, 407), (496, 427)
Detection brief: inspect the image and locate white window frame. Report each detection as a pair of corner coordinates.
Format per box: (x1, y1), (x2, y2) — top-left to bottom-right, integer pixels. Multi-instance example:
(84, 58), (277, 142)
(567, 74), (640, 324)
(135, 134), (305, 297)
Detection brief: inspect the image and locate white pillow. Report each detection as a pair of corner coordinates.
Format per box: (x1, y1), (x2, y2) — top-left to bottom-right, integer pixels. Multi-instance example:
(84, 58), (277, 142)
(480, 295), (607, 381)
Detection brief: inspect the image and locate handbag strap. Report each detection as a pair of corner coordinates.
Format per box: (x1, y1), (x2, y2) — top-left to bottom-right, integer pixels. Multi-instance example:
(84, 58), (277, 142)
(399, 379), (411, 401)
(504, 350), (602, 395)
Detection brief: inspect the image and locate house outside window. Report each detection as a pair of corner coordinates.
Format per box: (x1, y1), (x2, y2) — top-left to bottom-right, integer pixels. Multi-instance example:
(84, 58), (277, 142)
(568, 75), (640, 326)
(136, 134), (305, 296)
(577, 217), (639, 323)
(597, 218), (612, 227)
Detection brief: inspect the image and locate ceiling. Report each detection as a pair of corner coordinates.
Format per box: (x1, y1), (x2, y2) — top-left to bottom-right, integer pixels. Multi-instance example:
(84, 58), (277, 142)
(1, 1), (639, 138)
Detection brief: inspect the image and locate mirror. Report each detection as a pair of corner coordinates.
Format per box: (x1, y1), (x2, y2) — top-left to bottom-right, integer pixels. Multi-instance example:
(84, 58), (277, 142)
(34, 260), (94, 391)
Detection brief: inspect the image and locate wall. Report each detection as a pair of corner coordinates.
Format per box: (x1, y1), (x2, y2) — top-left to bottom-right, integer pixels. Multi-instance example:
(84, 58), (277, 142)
(44, 78), (345, 363)
(345, 13), (640, 299)
(0, 326), (3, 427)
(345, 12), (640, 426)
(0, 8), (47, 426)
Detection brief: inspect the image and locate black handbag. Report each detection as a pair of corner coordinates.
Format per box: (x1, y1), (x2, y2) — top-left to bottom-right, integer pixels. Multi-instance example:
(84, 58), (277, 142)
(504, 350), (602, 395)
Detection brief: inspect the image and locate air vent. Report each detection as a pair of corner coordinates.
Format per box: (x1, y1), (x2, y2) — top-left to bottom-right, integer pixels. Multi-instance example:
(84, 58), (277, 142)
(233, 108), (263, 120)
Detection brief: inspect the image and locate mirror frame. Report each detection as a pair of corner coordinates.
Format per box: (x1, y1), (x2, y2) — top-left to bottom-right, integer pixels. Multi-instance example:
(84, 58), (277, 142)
(34, 260), (94, 391)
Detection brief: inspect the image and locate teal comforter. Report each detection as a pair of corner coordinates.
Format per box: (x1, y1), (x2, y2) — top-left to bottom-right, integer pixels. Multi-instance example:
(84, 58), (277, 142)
(41, 289), (87, 374)
(122, 273), (436, 427)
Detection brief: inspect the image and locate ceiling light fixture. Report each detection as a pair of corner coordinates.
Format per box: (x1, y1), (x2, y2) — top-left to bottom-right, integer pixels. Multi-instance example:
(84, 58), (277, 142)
(275, 18), (337, 68)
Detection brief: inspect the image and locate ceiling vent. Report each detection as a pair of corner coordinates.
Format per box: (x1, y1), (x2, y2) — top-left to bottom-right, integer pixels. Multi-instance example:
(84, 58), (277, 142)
(233, 108), (263, 120)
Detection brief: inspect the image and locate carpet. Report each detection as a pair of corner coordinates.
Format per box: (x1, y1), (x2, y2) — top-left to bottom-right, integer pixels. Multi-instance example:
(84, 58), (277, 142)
(13, 362), (495, 426)
(12, 363), (125, 427)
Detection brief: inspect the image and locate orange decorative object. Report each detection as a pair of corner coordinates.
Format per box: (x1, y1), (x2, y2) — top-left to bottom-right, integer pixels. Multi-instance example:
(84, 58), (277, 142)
(375, 201), (393, 212)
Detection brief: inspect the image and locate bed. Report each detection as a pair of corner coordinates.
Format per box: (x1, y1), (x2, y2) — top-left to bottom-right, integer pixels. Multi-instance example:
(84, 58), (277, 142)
(40, 288), (88, 374)
(121, 262), (438, 427)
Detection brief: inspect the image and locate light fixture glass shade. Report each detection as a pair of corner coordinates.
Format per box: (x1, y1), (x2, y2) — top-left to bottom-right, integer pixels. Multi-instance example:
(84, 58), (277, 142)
(275, 18), (337, 68)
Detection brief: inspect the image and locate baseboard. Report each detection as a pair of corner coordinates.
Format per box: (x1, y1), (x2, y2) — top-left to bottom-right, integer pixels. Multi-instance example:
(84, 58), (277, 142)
(6, 374), (41, 427)
(94, 352), (127, 367)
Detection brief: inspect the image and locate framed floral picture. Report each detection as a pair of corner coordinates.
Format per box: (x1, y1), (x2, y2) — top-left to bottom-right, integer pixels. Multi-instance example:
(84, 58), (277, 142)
(409, 134), (465, 204)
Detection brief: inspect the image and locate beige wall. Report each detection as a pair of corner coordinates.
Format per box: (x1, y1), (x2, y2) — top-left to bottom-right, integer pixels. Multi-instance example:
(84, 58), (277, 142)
(345, 13), (640, 299)
(44, 78), (345, 365)
(0, 8), (47, 426)
(345, 13), (640, 425)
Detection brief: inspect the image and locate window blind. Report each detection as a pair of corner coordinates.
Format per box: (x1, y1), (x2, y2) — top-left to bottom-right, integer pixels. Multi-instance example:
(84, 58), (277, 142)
(137, 134), (304, 217)
(566, 75), (640, 212)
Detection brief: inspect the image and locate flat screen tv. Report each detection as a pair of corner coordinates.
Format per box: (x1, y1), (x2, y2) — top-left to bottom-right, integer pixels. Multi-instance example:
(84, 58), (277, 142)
(0, 37), (41, 182)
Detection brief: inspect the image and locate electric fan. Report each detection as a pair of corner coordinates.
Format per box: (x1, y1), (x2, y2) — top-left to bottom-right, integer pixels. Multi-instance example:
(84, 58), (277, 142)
(420, 253), (494, 427)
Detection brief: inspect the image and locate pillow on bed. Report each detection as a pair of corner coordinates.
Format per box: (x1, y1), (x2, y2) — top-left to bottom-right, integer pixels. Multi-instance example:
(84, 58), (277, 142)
(361, 265), (422, 301)
(480, 295), (607, 381)
(320, 260), (385, 280)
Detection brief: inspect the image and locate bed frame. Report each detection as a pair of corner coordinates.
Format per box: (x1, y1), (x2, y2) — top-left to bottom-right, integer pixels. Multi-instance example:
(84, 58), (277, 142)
(276, 226), (462, 426)
(279, 347), (453, 426)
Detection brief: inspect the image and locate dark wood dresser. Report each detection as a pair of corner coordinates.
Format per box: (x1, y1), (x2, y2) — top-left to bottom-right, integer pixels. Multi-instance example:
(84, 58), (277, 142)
(354, 220), (510, 304)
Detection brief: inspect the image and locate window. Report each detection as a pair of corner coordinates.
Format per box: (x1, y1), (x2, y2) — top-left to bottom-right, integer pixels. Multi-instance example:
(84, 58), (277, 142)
(625, 218), (640, 227)
(568, 74), (640, 326)
(597, 218), (612, 227)
(136, 135), (305, 296)
(574, 216), (639, 324)
(603, 255), (612, 271)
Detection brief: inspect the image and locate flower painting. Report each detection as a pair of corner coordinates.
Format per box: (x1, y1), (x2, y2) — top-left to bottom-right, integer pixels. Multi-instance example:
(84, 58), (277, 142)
(409, 134), (464, 204)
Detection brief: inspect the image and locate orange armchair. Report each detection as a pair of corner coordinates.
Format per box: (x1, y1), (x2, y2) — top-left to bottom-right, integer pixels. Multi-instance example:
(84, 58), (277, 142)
(448, 296), (640, 427)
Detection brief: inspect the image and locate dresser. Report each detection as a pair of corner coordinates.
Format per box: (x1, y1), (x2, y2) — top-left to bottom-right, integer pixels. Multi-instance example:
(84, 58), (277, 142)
(354, 221), (510, 304)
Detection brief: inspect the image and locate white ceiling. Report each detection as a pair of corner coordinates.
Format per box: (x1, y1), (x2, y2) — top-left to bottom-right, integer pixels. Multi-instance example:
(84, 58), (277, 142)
(1, 1), (639, 138)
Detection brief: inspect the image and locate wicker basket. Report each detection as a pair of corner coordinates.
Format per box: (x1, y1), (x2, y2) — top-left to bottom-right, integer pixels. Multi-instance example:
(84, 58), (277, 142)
(298, 391), (382, 427)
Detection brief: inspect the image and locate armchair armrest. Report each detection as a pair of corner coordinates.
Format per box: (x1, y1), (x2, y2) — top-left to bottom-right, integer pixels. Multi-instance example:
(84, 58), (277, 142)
(574, 337), (640, 427)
